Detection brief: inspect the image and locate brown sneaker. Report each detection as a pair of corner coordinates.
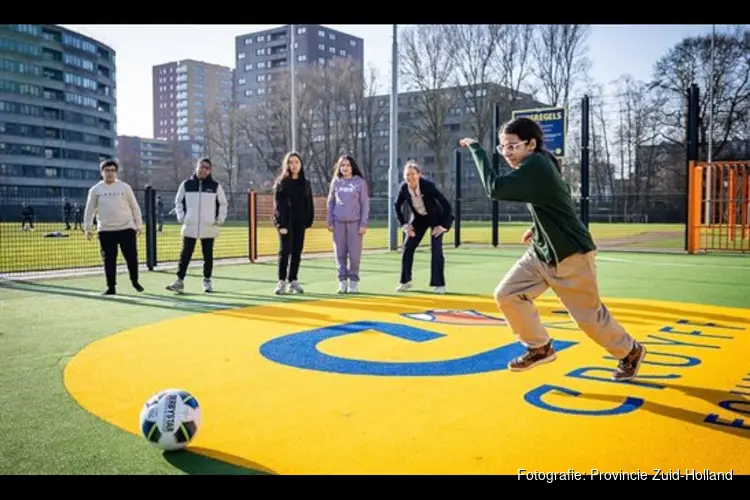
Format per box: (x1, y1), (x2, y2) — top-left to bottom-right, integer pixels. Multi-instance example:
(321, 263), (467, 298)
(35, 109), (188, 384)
(508, 341), (557, 372)
(612, 341), (646, 381)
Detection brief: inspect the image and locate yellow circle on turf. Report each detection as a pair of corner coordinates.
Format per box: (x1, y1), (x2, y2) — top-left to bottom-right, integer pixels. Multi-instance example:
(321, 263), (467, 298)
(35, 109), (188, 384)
(64, 294), (750, 475)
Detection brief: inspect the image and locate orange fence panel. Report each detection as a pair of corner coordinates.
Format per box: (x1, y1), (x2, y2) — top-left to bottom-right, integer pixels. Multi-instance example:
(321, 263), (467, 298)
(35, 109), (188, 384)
(687, 161), (750, 253)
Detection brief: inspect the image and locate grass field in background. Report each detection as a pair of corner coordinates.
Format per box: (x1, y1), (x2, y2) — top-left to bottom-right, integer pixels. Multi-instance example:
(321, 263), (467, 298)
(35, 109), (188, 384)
(0, 221), (686, 274)
(1, 247), (749, 474)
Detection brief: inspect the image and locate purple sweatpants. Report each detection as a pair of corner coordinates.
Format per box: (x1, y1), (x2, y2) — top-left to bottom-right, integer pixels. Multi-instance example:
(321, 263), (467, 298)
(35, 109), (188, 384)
(333, 220), (363, 281)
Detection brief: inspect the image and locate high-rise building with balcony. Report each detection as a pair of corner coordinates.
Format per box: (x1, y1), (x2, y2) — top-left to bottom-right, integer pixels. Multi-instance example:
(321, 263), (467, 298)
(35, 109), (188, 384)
(234, 24), (364, 108)
(0, 23), (117, 205)
(152, 59), (233, 143)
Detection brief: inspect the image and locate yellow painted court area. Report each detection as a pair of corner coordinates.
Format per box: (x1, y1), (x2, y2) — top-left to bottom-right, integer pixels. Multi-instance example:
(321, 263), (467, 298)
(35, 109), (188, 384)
(64, 294), (750, 475)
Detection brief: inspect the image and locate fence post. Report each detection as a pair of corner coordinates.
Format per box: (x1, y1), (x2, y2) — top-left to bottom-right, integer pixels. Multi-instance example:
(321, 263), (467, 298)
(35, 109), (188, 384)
(492, 103), (501, 247)
(144, 185), (157, 270)
(454, 149), (462, 248)
(248, 189), (257, 263)
(580, 94), (590, 227)
(684, 83), (700, 252)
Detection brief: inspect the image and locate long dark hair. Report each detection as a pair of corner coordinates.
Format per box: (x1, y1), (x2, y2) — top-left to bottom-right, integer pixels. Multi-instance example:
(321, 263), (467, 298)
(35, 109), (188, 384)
(500, 117), (562, 174)
(274, 151), (305, 188)
(332, 154), (363, 180)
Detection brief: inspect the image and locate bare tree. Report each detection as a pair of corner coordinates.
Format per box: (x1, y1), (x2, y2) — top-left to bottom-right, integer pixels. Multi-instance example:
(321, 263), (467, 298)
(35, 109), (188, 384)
(444, 24), (501, 147)
(492, 24), (537, 121)
(234, 68), (296, 180)
(339, 62), (386, 191)
(203, 102), (239, 209)
(399, 24), (461, 189)
(530, 24), (592, 109)
(652, 25), (750, 161)
(149, 141), (194, 191)
(300, 58), (353, 193)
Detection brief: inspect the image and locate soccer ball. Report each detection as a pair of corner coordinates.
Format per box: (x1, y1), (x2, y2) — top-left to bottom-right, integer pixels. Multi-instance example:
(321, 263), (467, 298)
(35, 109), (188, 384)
(139, 388), (201, 451)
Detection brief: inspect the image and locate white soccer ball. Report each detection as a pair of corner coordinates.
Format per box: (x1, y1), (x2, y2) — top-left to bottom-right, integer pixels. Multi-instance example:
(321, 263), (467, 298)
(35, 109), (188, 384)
(139, 388), (201, 451)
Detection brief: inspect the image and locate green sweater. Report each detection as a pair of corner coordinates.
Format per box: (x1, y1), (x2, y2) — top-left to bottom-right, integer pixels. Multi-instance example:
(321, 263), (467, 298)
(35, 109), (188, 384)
(467, 143), (596, 265)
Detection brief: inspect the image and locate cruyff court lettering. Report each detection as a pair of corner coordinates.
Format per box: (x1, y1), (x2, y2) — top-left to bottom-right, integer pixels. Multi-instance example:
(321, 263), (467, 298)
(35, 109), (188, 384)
(259, 310), (749, 429)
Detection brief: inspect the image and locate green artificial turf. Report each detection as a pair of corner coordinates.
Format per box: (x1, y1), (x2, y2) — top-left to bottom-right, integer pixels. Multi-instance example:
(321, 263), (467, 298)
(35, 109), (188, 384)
(0, 246), (748, 474)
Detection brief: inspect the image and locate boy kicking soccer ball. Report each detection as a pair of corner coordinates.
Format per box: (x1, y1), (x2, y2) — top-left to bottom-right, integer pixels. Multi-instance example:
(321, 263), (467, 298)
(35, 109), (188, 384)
(459, 117), (646, 381)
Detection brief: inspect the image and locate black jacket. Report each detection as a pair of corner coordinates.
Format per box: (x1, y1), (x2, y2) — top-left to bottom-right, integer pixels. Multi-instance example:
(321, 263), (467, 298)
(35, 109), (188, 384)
(394, 177), (454, 230)
(273, 177), (314, 230)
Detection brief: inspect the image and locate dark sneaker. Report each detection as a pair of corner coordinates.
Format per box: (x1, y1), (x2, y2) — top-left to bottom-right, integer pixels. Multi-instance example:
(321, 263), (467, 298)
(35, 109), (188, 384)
(612, 341), (646, 381)
(102, 287), (116, 295)
(508, 341), (557, 372)
(132, 282), (144, 292)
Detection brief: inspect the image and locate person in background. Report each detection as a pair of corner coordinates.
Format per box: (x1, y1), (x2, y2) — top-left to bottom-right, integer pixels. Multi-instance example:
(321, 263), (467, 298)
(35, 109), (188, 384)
(20, 202), (34, 231)
(273, 151), (314, 294)
(459, 117), (646, 381)
(156, 195), (164, 233)
(394, 161), (453, 294)
(83, 159), (144, 295)
(166, 157), (228, 294)
(73, 203), (83, 230)
(63, 198), (72, 230)
(327, 154), (370, 293)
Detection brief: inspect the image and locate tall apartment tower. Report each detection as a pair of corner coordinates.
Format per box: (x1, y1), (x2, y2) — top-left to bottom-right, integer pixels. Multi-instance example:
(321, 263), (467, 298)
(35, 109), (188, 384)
(152, 59), (233, 143)
(234, 24), (364, 108)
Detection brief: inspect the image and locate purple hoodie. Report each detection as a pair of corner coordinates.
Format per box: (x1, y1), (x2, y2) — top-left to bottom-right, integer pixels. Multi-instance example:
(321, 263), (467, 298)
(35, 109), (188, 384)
(327, 175), (370, 227)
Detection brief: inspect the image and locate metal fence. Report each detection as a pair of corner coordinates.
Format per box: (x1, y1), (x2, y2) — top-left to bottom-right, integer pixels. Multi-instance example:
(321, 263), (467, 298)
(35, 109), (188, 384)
(1, 182), (693, 279)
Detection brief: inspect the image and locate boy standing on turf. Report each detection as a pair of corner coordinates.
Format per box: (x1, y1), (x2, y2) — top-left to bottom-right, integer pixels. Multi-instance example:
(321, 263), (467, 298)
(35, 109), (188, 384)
(459, 117), (646, 381)
(83, 159), (144, 295)
(166, 157), (228, 294)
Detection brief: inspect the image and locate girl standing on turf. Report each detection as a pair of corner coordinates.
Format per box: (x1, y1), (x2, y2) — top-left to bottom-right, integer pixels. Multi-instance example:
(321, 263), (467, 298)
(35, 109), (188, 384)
(272, 151), (314, 295)
(459, 117), (646, 381)
(327, 154), (370, 294)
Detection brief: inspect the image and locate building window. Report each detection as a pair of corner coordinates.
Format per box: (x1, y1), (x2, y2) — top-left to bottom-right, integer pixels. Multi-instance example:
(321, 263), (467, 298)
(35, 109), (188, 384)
(329, 33), (336, 40)
(238, 77), (246, 85)
(349, 40), (357, 47)
(296, 26), (306, 34)
(297, 54), (306, 62)
(238, 52), (245, 59)
(318, 30), (325, 37)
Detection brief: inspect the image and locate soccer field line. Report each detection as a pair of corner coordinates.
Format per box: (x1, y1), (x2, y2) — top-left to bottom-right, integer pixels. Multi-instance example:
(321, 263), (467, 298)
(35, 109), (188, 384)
(596, 256), (750, 270)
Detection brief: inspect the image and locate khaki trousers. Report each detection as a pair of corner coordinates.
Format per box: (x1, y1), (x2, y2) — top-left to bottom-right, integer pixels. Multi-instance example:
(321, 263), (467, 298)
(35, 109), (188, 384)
(494, 248), (634, 359)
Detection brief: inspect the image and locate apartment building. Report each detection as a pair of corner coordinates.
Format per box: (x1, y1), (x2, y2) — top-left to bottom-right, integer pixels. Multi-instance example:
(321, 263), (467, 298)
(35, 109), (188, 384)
(234, 24), (364, 109)
(152, 59), (234, 143)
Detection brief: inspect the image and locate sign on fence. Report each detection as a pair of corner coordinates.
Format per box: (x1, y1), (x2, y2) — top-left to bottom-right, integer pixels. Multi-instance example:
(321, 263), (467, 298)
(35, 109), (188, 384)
(511, 106), (567, 158)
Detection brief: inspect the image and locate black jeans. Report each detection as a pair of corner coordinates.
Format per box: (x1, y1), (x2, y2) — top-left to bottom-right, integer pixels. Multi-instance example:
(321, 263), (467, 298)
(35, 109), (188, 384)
(400, 215), (445, 287)
(176, 237), (215, 280)
(98, 229), (139, 289)
(278, 225), (306, 281)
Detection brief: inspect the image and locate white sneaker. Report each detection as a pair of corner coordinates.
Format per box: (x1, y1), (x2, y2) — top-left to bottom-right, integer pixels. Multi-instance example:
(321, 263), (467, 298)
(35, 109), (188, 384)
(337, 280), (348, 293)
(273, 280), (287, 295)
(288, 280), (304, 294)
(166, 278), (184, 293)
(433, 286), (446, 294)
(348, 280), (359, 293)
(396, 282), (412, 292)
(203, 278), (213, 293)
